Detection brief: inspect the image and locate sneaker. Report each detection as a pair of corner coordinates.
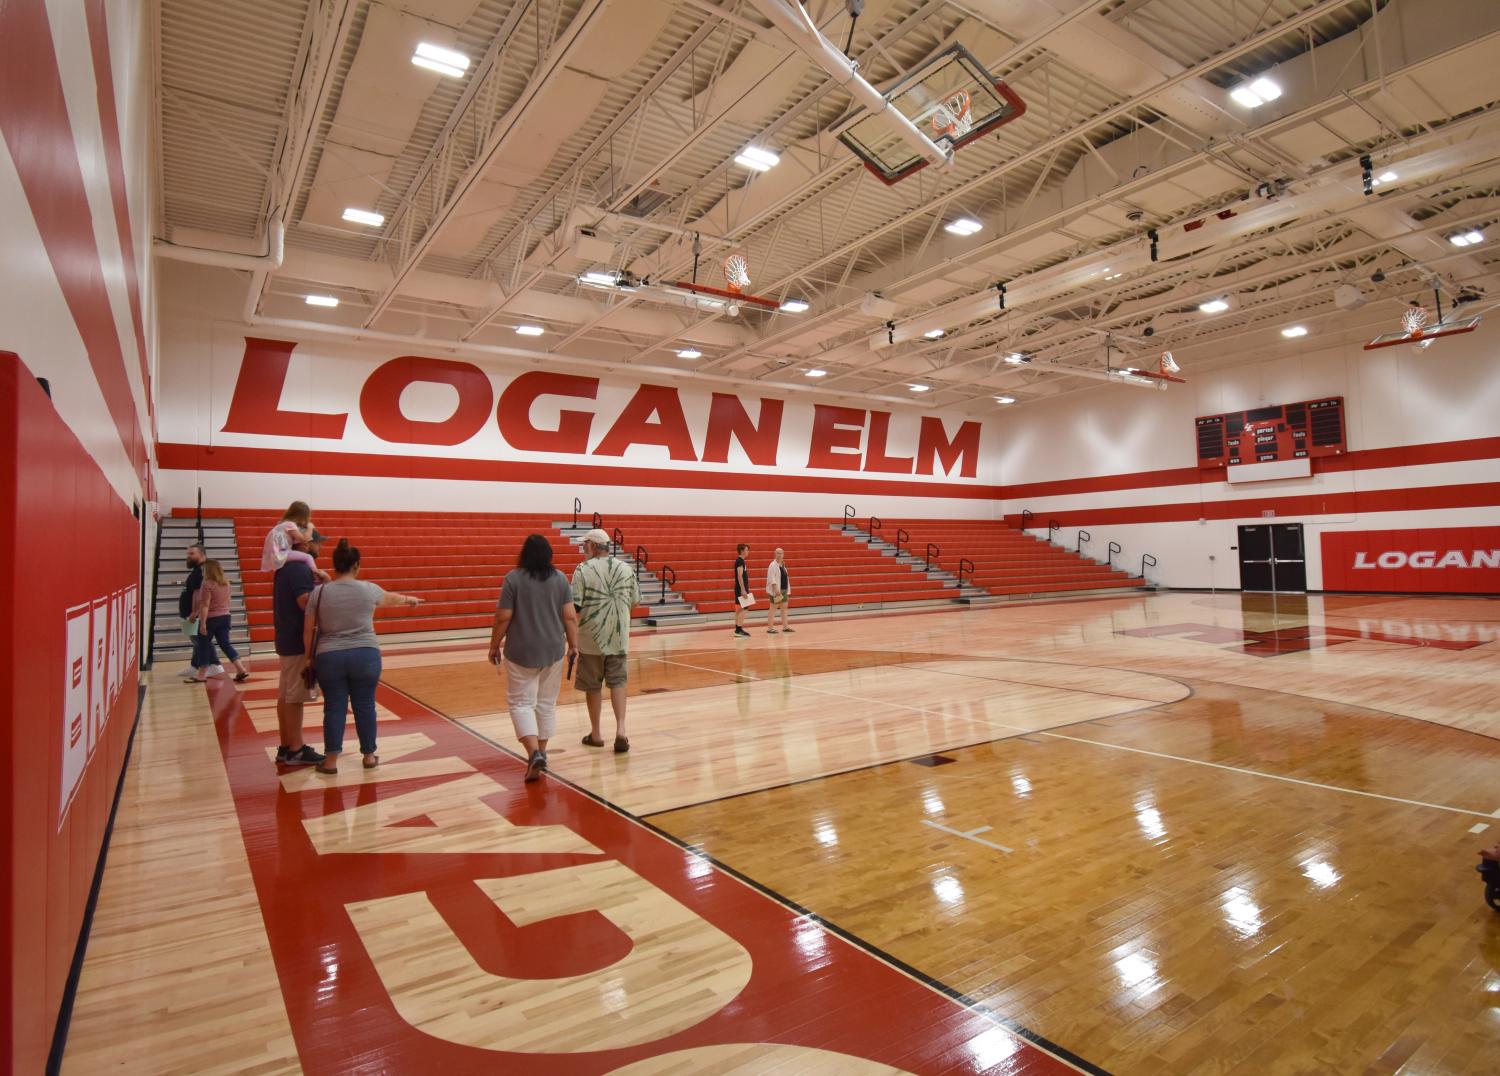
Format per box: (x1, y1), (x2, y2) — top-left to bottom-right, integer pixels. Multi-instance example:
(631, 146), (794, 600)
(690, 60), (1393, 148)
(284, 745), (325, 766)
(275, 745), (291, 764)
(734, 627), (750, 638)
(524, 750), (547, 783)
(174, 664), (195, 679)
(210, 664), (226, 677)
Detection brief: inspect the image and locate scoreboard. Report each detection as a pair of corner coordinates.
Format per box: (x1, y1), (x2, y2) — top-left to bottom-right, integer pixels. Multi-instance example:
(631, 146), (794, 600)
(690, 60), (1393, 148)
(1195, 396), (1346, 468)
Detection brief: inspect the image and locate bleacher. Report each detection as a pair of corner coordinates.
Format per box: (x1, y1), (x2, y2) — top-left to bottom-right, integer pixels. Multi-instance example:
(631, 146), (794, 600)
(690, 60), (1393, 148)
(881, 519), (1143, 596)
(598, 516), (959, 614)
(195, 509), (608, 643)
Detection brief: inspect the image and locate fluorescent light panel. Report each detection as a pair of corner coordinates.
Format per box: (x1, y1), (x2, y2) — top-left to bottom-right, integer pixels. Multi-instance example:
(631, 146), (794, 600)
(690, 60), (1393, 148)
(994, 395), (1015, 404)
(779, 297), (810, 313)
(1281, 325), (1308, 338)
(804, 368), (827, 378)
(1231, 76), (1282, 108)
(1371, 170), (1397, 187)
(923, 328), (946, 339)
(305, 294), (339, 308)
(580, 270), (617, 287)
(342, 207), (384, 227)
(944, 216), (982, 236)
(1004, 353), (1026, 364)
(1450, 230), (1485, 246)
(412, 42), (469, 78)
(734, 145), (780, 171)
(1199, 298), (1230, 313)
(676, 348), (702, 359)
(514, 324), (544, 336)
(908, 383), (930, 392)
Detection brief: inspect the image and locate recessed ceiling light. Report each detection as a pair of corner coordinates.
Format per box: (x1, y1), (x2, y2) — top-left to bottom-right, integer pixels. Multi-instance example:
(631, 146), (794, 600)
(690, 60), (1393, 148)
(994, 395), (1015, 404)
(923, 328), (946, 339)
(908, 383), (930, 392)
(1450, 230), (1485, 246)
(779, 297), (810, 313)
(1371, 170), (1397, 187)
(515, 324), (544, 336)
(1199, 298), (1230, 313)
(1231, 76), (1281, 108)
(1281, 325), (1308, 338)
(804, 368), (827, 378)
(412, 42), (469, 78)
(734, 145), (780, 172)
(944, 216), (982, 236)
(304, 294), (338, 308)
(342, 207), (384, 227)
(676, 348), (702, 359)
(1004, 352), (1027, 364)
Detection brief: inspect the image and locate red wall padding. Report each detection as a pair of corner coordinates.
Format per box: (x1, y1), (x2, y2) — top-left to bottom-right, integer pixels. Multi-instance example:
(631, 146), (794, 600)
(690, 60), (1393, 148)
(1320, 527), (1500, 593)
(1, 352), (141, 1071)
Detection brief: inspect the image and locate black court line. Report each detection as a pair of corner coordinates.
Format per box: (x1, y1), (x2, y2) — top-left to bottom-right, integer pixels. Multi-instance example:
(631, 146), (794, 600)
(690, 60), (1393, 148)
(379, 681), (1112, 1076)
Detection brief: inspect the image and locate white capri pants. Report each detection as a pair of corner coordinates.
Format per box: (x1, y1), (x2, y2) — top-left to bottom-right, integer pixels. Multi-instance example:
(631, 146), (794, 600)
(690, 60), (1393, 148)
(504, 658), (565, 740)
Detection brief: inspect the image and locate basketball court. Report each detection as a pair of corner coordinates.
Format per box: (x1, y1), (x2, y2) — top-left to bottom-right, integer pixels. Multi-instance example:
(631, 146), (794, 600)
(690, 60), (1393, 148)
(5, 0), (1500, 1073)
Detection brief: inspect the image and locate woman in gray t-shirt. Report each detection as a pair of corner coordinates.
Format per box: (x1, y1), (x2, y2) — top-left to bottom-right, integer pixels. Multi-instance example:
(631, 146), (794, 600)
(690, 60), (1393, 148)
(488, 534), (579, 783)
(304, 538), (424, 774)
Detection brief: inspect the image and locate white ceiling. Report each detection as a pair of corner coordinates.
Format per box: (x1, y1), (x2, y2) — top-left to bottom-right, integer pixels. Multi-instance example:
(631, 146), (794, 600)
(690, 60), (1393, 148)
(155, 0), (1500, 413)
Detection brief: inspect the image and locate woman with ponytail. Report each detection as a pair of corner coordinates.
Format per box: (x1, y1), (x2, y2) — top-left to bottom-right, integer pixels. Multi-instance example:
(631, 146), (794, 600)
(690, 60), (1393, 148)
(302, 538), (424, 774)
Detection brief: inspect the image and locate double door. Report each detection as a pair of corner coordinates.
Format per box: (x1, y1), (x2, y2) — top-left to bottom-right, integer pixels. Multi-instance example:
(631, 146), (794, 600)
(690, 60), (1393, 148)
(1237, 523), (1306, 592)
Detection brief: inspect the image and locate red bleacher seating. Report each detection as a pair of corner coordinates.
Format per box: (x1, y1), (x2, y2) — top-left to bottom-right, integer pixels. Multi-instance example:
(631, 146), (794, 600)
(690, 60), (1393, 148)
(882, 519), (1143, 595)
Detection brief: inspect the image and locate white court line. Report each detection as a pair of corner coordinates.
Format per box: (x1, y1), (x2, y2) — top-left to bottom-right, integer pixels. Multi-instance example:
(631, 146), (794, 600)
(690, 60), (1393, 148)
(1471, 823), (1491, 834)
(647, 654), (1496, 821)
(922, 818), (1013, 854)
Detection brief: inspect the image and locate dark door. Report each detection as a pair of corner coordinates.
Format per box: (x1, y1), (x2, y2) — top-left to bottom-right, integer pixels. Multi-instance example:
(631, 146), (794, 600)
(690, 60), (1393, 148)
(1237, 523), (1306, 592)
(1270, 523), (1306, 591)
(1238, 525), (1274, 591)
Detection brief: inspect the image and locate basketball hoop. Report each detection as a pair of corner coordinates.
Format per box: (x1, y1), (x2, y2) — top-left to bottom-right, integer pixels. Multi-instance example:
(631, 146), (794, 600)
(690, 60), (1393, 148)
(1160, 350), (1180, 375)
(1401, 306), (1429, 336)
(724, 253), (751, 293)
(930, 90), (972, 143)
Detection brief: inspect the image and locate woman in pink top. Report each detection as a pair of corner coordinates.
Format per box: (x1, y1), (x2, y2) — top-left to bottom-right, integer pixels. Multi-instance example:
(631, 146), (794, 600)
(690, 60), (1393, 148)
(187, 560), (250, 683)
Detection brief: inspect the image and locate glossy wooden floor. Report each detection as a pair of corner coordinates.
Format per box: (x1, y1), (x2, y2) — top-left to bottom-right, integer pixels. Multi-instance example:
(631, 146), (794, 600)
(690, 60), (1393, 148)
(67, 591), (1500, 1073)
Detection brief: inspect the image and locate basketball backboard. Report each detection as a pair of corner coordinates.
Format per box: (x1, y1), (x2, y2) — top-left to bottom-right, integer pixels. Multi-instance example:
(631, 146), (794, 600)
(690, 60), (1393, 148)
(1363, 315), (1480, 350)
(838, 44), (1026, 186)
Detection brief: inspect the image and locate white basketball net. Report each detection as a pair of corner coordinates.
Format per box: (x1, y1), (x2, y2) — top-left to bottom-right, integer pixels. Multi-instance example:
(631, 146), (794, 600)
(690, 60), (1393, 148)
(930, 91), (973, 141)
(724, 253), (751, 290)
(1160, 350), (1180, 374)
(1401, 306), (1429, 336)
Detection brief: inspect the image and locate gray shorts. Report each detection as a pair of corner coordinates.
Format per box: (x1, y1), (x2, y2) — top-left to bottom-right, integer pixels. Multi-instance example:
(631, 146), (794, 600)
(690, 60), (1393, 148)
(575, 653), (627, 691)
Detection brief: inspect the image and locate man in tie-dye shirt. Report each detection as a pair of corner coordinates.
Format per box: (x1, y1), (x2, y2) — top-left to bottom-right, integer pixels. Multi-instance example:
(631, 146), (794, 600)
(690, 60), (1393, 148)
(571, 529), (641, 752)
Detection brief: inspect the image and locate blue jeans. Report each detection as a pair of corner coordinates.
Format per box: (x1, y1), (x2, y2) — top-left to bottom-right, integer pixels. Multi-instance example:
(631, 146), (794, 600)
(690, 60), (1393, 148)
(187, 622), (215, 670)
(316, 647), (382, 755)
(204, 615), (239, 662)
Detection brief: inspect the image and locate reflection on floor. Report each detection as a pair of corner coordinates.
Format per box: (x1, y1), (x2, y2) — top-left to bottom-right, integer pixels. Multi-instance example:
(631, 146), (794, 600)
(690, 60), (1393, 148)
(66, 591), (1500, 1074)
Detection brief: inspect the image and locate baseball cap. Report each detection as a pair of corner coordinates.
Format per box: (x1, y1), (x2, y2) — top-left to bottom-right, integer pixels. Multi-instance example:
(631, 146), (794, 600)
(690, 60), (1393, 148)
(584, 528), (611, 547)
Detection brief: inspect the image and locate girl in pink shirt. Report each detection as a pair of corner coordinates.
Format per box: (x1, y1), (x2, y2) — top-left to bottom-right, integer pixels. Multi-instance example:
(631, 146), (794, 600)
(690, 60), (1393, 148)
(260, 500), (330, 580)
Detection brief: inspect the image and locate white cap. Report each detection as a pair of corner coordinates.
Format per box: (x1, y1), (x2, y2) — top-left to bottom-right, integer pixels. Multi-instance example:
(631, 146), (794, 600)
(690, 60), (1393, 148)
(584, 528), (612, 547)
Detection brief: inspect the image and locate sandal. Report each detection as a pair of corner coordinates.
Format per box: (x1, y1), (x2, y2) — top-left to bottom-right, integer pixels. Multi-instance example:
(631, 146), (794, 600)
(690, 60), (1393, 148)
(315, 763), (338, 775)
(614, 737), (630, 754)
(233, 672), (250, 682)
(581, 734), (606, 748)
(362, 756), (379, 770)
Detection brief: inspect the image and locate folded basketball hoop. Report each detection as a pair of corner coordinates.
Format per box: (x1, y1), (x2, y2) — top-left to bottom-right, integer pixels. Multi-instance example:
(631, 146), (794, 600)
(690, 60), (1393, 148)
(1363, 313), (1480, 350)
(672, 251), (780, 312)
(838, 44), (1026, 186)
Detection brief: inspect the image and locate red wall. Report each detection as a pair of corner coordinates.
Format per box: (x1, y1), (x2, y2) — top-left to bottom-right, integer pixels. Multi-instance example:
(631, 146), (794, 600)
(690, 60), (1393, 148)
(1, 354), (141, 1072)
(1321, 527), (1500, 593)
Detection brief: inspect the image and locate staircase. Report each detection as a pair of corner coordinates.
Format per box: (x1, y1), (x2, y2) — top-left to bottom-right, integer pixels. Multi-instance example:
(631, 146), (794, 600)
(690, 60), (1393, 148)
(150, 515), (251, 662)
(553, 519), (698, 626)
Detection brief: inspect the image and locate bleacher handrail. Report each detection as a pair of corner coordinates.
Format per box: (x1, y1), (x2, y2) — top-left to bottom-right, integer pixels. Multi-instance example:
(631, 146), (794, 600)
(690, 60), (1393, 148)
(572, 496), (582, 528)
(1107, 540), (1122, 568)
(611, 526), (624, 555)
(958, 556), (975, 584)
(869, 515), (882, 535)
(1141, 553), (1157, 579)
(658, 565), (676, 605)
(924, 542), (939, 571)
(634, 544), (649, 579)
(1077, 529), (1091, 553)
(842, 504), (855, 530)
(591, 511), (602, 531)
(1020, 509), (1033, 530)
(1048, 518), (1060, 543)
(895, 527), (909, 553)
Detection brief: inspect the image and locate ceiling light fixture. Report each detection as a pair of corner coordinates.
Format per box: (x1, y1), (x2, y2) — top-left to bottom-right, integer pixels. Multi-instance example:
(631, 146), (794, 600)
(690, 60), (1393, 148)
(412, 42), (469, 78)
(908, 383), (930, 392)
(944, 216), (982, 236)
(1230, 75), (1282, 108)
(304, 294), (339, 308)
(923, 328), (946, 339)
(514, 324), (544, 336)
(1450, 230), (1485, 247)
(804, 368), (827, 378)
(342, 207), (384, 227)
(994, 395), (1015, 404)
(676, 348), (702, 359)
(779, 297), (810, 313)
(1004, 352), (1027, 364)
(734, 145), (780, 172)
(579, 269), (618, 288)
(1371, 170), (1397, 187)
(1281, 325), (1308, 338)
(1199, 298), (1230, 313)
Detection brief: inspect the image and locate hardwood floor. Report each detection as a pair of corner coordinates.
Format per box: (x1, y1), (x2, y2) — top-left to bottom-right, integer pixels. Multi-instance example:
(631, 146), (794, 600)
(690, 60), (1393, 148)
(65, 591), (1500, 1073)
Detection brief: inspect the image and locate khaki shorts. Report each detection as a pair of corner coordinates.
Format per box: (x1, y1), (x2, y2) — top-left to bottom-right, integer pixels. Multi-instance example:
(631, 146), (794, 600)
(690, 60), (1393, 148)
(575, 653), (627, 692)
(278, 654), (311, 704)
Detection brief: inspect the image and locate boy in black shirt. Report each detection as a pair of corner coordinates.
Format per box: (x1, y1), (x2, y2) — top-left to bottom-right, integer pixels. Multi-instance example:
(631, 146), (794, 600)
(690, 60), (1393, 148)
(733, 543), (751, 638)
